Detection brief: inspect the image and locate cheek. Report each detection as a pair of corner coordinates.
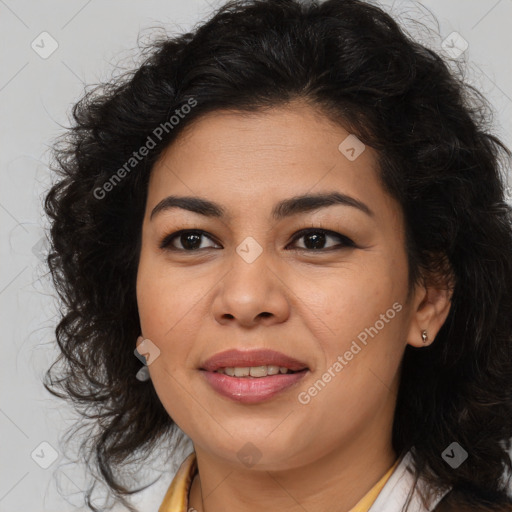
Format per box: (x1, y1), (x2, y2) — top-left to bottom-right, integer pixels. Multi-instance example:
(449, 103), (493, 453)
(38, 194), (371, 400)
(135, 252), (214, 376)
(135, 258), (199, 424)
(136, 250), (191, 356)
(136, 261), (170, 338)
(300, 265), (404, 335)
(294, 257), (408, 389)
(136, 245), (194, 330)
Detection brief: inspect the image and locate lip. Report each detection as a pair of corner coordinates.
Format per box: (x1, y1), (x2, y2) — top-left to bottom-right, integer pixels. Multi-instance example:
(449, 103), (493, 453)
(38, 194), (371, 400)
(200, 349), (309, 372)
(201, 370), (308, 404)
(199, 349), (310, 404)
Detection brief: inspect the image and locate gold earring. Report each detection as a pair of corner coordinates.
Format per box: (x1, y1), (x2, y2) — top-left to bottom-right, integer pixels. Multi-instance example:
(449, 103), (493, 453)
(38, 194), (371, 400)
(421, 330), (428, 344)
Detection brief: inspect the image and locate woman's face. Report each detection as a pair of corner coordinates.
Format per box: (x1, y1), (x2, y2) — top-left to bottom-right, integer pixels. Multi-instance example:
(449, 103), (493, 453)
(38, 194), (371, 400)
(136, 101), (429, 470)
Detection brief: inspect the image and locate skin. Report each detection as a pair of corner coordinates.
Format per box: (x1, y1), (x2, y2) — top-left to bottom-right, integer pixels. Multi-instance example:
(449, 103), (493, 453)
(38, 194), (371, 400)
(136, 99), (452, 512)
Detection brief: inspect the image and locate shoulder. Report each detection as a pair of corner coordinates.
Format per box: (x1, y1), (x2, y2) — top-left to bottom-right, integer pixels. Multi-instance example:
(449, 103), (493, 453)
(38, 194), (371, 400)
(434, 489), (512, 512)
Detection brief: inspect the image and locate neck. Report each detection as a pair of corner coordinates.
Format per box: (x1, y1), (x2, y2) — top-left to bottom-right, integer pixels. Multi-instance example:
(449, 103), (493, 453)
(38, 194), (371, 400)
(188, 430), (397, 512)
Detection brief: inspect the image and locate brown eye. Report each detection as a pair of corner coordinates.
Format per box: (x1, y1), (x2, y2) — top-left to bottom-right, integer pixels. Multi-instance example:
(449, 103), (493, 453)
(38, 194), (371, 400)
(160, 230), (220, 251)
(159, 228), (355, 253)
(289, 229), (355, 251)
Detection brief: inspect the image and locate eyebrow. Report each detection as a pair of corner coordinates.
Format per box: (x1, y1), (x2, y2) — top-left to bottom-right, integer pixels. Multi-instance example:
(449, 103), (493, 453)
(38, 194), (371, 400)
(150, 191), (374, 221)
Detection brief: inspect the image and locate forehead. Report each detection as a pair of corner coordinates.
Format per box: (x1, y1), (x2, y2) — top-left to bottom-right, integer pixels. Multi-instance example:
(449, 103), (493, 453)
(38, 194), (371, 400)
(160, 102), (361, 171)
(146, 102), (399, 225)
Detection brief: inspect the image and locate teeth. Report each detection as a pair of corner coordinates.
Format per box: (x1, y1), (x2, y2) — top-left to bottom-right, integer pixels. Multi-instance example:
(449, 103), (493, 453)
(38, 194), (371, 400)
(215, 365), (296, 377)
(234, 367), (250, 377)
(267, 365), (280, 375)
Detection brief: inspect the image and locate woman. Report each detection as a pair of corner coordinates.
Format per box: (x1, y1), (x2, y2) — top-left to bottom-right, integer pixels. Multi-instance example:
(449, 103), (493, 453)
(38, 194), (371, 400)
(43, 0), (512, 511)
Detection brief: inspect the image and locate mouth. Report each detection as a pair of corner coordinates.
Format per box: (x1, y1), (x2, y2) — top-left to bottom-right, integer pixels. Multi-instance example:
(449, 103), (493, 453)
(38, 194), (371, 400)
(199, 349), (310, 404)
(212, 365), (304, 377)
(200, 348), (309, 372)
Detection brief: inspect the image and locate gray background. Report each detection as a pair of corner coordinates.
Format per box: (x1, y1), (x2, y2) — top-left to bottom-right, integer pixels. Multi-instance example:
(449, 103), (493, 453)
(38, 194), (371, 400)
(1, 0), (511, 511)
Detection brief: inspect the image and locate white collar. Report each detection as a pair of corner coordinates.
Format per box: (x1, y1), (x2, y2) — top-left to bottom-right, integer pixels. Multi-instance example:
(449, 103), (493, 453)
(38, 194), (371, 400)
(369, 451), (451, 512)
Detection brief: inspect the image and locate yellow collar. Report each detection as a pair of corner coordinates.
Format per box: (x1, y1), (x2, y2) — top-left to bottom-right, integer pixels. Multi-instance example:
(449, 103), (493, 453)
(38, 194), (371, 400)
(158, 452), (399, 512)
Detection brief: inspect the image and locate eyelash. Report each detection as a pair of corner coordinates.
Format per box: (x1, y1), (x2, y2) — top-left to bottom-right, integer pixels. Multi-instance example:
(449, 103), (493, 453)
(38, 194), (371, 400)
(159, 228), (356, 252)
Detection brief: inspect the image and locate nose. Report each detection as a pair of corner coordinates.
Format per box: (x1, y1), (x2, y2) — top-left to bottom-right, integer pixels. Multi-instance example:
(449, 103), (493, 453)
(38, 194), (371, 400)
(211, 249), (291, 328)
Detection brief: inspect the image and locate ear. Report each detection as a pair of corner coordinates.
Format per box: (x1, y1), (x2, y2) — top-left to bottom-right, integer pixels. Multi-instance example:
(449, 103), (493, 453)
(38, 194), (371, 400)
(406, 271), (454, 348)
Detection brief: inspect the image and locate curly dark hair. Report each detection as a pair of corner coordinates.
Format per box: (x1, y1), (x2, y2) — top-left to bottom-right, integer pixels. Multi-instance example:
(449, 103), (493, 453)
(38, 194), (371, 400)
(43, 0), (512, 510)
